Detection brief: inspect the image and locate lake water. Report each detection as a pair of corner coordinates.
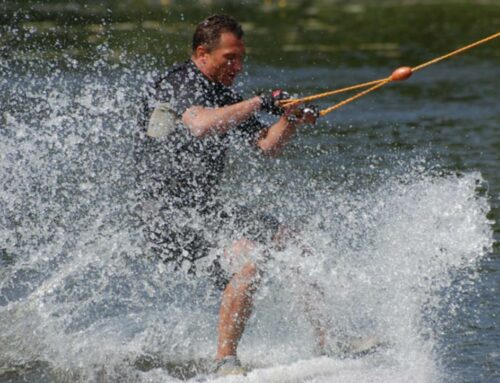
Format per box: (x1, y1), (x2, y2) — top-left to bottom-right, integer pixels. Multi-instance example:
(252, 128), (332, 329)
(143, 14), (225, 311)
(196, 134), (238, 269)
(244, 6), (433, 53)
(0, 1), (498, 382)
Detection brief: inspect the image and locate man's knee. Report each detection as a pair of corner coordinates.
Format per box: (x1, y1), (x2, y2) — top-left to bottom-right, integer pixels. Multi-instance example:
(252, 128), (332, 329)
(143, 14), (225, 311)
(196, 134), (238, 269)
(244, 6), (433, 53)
(223, 238), (257, 272)
(240, 261), (257, 279)
(230, 238), (255, 256)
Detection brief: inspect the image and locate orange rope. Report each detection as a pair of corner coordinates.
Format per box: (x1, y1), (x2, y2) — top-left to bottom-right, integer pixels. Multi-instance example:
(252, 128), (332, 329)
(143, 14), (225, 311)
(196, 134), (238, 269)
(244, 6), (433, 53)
(280, 32), (500, 116)
(319, 78), (391, 117)
(412, 31), (500, 72)
(280, 78), (386, 107)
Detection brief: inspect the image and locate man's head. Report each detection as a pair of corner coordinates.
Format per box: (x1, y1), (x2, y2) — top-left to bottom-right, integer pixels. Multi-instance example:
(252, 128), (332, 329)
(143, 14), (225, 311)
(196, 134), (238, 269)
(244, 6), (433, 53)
(192, 15), (245, 86)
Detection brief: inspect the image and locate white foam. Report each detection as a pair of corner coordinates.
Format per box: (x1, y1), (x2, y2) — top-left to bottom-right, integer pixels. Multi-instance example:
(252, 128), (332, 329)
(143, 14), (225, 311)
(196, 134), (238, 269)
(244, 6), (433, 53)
(0, 62), (493, 383)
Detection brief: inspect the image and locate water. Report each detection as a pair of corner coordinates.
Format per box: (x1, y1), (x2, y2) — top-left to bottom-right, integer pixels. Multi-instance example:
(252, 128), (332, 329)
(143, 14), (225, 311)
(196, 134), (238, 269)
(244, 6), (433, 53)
(1, 1), (499, 382)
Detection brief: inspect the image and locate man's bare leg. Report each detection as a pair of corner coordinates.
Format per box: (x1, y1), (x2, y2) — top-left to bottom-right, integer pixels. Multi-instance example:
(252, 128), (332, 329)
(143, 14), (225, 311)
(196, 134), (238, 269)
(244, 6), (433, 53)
(216, 239), (260, 361)
(294, 274), (332, 353)
(273, 226), (332, 352)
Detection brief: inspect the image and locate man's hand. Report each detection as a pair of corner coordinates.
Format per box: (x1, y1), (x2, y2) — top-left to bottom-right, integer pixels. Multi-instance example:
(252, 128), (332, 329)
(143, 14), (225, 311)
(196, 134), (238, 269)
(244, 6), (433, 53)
(284, 104), (319, 125)
(260, 89), (290, 115)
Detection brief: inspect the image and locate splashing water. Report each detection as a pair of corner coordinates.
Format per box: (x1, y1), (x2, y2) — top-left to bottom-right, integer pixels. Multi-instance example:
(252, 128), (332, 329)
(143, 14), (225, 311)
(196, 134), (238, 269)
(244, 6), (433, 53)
(0, 56), (494, 383)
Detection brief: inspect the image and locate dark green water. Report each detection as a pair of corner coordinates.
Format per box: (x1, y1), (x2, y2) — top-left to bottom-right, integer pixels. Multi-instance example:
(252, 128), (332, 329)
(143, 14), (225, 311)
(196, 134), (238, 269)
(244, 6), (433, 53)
(2, 0), (500, 65)
(0, 1), (499, 382)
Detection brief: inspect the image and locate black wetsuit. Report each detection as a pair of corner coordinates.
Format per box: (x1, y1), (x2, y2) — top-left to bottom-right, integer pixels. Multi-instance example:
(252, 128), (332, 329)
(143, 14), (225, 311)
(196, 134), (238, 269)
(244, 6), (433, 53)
(134, 60), (280, 289)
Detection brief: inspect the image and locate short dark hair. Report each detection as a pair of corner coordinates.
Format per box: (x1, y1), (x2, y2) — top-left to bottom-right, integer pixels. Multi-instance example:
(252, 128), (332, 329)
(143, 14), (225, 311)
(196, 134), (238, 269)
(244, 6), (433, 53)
(192, 14), (244, 52)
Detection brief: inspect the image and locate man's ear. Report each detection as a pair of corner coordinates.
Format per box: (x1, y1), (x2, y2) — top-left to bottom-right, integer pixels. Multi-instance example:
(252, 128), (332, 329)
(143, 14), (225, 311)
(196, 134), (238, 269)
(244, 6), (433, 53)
(194, 45), (209, 63)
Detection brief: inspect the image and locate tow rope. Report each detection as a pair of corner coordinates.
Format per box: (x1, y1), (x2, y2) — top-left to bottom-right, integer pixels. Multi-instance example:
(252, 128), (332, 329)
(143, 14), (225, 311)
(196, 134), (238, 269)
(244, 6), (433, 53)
(280, 32), (500, 117)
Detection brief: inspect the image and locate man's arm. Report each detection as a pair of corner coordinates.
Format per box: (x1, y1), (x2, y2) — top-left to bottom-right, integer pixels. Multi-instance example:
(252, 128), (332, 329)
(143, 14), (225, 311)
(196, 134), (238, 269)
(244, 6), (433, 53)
(255, 117), (297, 156)
(256, 107), (317, 156)
(182, 93), (316, 155)
(182, 96), (262, 138)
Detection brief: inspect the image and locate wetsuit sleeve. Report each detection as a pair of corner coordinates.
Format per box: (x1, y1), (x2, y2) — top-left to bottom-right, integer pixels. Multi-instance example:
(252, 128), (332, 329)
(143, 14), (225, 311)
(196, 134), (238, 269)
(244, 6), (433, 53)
(155, 70), (209, 117)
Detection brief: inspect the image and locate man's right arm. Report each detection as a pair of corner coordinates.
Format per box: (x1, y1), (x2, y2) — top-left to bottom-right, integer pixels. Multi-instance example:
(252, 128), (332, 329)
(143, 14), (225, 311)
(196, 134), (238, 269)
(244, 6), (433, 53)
(182, 96), (262, 138)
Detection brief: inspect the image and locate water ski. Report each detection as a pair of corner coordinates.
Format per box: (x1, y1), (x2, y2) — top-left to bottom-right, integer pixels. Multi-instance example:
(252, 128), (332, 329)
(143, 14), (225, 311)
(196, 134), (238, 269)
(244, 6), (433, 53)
(323, 336), (386, 359)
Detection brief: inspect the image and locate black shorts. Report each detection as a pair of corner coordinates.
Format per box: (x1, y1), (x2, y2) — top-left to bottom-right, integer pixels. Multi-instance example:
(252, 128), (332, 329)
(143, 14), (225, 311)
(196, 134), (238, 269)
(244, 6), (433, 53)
(143, 204), (281, 290)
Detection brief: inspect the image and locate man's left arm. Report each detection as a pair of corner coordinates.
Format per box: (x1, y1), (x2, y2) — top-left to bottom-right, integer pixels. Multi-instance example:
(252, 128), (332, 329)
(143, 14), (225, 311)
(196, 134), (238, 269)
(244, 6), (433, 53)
(255, 117), (297, 156)
(256, 108), (317, 156)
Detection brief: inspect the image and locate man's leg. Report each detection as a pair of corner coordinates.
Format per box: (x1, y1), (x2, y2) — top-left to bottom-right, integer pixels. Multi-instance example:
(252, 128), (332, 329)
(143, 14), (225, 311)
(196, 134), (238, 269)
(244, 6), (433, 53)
(272, 226), (332, 353)
(291, 268), (332, 353)
(216, 239), (260, 361)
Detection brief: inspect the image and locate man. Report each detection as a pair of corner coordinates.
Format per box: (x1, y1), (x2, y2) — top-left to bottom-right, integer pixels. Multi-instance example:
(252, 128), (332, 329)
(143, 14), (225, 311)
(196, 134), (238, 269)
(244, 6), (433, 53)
(134, 14), (320, 375)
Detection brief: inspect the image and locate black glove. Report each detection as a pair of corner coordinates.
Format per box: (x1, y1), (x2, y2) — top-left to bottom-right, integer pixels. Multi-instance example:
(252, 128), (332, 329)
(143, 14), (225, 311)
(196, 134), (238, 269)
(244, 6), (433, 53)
(260, 89), (290, 115)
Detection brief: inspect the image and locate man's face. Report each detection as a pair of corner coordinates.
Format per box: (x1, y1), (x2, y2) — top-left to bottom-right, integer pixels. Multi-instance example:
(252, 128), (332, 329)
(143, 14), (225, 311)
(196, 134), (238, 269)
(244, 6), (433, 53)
(201, 32), (245, 86)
